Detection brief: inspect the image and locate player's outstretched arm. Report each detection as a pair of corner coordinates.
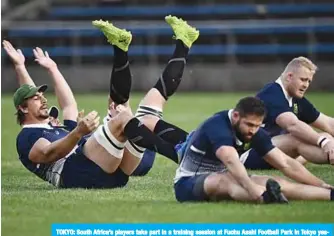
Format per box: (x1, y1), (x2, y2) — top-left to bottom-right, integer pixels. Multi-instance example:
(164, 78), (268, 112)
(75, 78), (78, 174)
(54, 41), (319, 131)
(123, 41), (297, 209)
(2, 40), (35, 86)
(29, 111), (99, 164)
(216, 146), (264, 201)
(276, 112), (334, 163)
(33, 47), (78, 121)
(264, 147), (333, 188)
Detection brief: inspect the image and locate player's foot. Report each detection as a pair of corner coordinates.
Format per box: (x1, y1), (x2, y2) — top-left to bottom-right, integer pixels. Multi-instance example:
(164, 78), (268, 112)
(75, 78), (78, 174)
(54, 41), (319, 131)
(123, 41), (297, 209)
(265, 179), (289, 204)
(165, 15), (199, 48)
(92, 19), (132, 52)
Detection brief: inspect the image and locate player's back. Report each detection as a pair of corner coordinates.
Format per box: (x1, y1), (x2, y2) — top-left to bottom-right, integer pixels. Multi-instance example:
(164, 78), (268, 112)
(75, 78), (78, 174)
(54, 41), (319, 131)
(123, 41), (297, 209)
(256, 82), (291, 137)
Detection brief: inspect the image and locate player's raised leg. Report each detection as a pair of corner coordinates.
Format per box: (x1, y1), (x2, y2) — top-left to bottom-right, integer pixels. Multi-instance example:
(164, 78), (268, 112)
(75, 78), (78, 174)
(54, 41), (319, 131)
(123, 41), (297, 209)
(136, 15), (199, 148)
(92, 19), (132, 114)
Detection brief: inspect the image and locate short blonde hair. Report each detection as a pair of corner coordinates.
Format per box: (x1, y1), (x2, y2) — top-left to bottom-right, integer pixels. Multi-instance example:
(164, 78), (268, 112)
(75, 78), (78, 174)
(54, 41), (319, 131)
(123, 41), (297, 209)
(283, 56), (318, 75)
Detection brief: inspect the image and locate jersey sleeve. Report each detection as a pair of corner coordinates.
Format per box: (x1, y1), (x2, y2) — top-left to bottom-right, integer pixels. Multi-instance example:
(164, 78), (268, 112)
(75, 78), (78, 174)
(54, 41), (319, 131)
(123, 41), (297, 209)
(251, 128), (275, 157)
(63, 120), (77, 131)
(204, 117), (234, 154)
(17, 129), (45, 158)
(298, 97), (320, 124)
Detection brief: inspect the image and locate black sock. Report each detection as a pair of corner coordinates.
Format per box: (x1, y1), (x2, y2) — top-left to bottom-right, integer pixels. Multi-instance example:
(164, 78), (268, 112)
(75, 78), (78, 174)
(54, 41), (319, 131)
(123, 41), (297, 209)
(331, 189), (334, 201)
(109, 46), (131, 104)
(123, 118), (179, 163)
(153, 120), (188, 146)
(153, 40), (189, 100)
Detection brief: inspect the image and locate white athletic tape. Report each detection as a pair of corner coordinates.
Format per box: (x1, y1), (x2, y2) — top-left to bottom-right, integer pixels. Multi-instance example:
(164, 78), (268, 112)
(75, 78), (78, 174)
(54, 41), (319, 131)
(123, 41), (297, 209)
(135, 105), (163, 119)
(93, 125), (125, 159)
(318, 136), (330, 149)
(125, 141), (145, 160)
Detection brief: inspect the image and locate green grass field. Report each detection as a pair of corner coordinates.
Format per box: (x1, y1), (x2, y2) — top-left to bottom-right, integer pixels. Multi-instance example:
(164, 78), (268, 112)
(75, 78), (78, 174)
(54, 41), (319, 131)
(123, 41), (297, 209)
(2, 93), (334, 236)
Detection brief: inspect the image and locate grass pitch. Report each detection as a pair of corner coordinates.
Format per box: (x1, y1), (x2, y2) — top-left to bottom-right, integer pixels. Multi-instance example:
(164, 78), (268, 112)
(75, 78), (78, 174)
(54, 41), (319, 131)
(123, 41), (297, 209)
(2, 93), (334, 236)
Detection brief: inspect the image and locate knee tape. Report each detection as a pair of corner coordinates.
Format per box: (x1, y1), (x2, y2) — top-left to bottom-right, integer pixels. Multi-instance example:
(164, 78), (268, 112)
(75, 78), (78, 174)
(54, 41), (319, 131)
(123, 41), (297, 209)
(135, 105), (163, 120)
(93, 124), (125, 159)
(125, 141), (146, 160)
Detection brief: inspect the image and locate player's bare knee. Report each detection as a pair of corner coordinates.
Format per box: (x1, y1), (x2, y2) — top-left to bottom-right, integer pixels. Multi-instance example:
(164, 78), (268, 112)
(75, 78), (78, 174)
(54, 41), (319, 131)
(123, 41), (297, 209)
(111, 111), (133, 132)
(205, 174), (227, 197)
(103, 165), (119, 175)
(137, 115), (159, 131)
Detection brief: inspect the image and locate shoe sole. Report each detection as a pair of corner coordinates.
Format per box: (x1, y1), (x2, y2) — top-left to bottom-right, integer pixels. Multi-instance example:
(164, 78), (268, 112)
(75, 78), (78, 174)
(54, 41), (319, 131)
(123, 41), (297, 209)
(266, 179), (289, 204)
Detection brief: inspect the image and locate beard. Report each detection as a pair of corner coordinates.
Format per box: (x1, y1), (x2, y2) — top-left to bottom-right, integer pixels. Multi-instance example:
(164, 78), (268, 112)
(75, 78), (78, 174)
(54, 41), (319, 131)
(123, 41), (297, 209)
(233, 121), (251, 143)
(39, 109), (50, 119)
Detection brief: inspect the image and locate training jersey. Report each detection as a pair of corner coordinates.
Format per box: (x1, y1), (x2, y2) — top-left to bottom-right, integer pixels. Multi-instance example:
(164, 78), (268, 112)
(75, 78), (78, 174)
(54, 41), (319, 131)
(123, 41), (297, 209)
(256, 78), (320, 137)
(174, 110), (274, 182)
(16, 120), (78, 187)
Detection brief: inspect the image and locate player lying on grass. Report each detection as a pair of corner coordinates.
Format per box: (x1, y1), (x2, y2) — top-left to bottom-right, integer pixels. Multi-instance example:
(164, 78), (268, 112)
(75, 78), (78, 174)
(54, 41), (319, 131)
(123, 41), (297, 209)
(3, 15), (198, 188)
(174, 97), (334, 203)
(244, 57), (334, 169)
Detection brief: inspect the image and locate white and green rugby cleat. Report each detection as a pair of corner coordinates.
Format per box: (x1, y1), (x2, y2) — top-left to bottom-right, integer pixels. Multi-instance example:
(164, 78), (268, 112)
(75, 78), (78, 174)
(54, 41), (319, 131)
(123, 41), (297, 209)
(165, 15), (200, 48)
(92, 19), (132, 52)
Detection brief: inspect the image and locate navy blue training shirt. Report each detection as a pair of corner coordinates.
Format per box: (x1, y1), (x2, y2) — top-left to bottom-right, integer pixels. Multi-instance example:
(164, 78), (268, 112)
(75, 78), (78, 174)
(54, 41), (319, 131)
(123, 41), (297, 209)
(256, 80), (320, 137)
(175, 110), (274, 181)
(16, 120), (78, 186)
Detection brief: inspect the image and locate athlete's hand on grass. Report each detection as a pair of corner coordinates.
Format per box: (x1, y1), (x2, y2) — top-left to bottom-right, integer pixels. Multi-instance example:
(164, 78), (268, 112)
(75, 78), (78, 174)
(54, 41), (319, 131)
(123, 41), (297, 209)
(2, 40), (25, 66)
(76, 110), (100, 136)
(323, 140), (334, 165)
(33, 47), (57, 70)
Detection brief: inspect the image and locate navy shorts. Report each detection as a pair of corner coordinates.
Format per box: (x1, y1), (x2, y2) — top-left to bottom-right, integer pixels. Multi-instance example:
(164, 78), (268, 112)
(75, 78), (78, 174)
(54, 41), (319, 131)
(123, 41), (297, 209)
(60, 147), (129, 189)
(174, 174), (210, 202)
(244, 149), (274, 170)
(131, 150), (156, 176)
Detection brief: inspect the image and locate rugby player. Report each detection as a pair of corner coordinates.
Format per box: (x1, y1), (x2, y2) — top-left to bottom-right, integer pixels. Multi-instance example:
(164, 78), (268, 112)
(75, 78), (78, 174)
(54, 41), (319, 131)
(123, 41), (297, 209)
(174, 97), (334, 203)
(4, 15), (198, 188)
(244, 57), (334, 169)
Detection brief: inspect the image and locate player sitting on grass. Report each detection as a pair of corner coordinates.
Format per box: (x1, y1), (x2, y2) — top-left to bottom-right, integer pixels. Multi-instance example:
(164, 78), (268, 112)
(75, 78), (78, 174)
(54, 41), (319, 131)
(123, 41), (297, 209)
(174, 97), (334, 203)
(244, 57), (334, 169)
(3, 15), (199, 188)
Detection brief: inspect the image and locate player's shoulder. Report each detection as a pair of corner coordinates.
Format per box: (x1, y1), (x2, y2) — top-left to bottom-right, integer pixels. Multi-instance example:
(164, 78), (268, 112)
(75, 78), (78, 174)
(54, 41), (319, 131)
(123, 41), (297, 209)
(252, 127), (271, 143)
(257, 82), (287, 104)
(257, 82), (283, 98)
(17, 124), (53, 142)
(206, 110), (229, 125)
(202, 110), (232, 132)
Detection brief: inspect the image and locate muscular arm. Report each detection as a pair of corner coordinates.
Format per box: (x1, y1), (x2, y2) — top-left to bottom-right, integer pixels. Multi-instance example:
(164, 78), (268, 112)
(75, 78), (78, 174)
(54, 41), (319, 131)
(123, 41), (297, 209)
(29, 127), (83, 164)
(276, 112), (322, 146)
(48, 66), (78, 121)
(311, 113), (334, 137)
(264, 147), (326, 187)
(216, 146), (262, 200)
(33, 48), (78, 121)
(14, 64), (35, 86)
(29, 110), (99, 164)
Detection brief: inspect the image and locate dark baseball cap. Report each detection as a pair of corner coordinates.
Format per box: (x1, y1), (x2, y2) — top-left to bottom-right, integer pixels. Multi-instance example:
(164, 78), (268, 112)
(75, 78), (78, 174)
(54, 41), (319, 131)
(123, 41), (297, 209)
(13, 84), (48, 108)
